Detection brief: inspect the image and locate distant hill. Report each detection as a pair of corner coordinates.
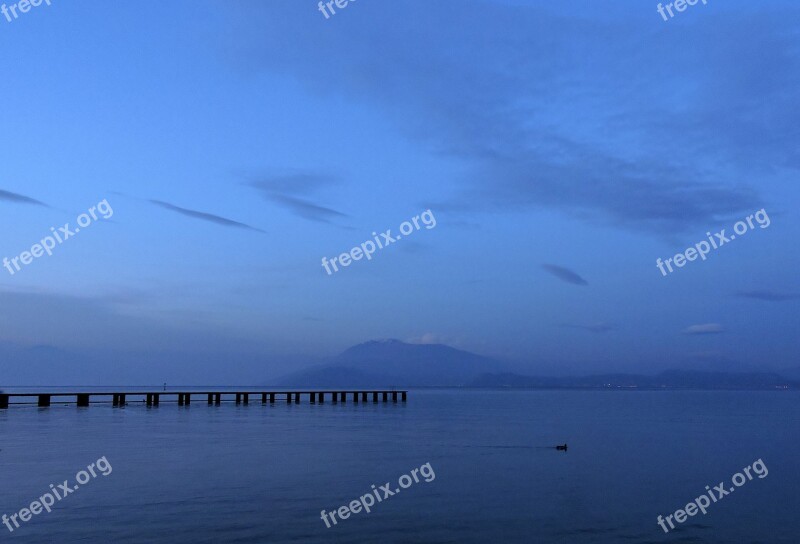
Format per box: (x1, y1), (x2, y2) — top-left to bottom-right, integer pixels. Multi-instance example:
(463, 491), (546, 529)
(275, 339), (506, 387)
(779, 367), (800, 381)
(469, 370), (799, 390)
(275, 340), (799, 390)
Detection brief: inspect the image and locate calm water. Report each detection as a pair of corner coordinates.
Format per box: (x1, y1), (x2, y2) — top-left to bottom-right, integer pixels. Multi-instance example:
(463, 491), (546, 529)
(0, 389), (797, 543)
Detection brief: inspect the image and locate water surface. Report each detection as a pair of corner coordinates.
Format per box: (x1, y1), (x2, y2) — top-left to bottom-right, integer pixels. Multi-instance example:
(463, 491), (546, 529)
(1, 390), (797, 543)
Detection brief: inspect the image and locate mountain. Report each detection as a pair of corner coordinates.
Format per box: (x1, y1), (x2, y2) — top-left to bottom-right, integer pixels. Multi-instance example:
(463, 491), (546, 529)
(469, 370), (799, 390)
(275, 339), (507, 387)
(275, 340), (799, 390)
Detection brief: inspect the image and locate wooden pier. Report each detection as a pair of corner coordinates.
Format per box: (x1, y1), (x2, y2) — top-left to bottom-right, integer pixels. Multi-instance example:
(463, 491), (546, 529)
(0, 390), (407, 409)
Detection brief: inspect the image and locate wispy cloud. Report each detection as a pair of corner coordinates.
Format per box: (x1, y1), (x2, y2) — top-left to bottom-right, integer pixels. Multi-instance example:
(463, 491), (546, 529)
(0, 189), (47, 207)
(249, 174), (348, 224)
(542, 264), (588, 286)
(560, 322), (614, 333)
(251, 173), (336, 196)
(149, 200), (264, 233)
(736, 290), (800, 302)
(230, 2), (800, 234)
(266, 194), (347, 223)
(683, 323), (725, 335)
(407, 332), (446, 345)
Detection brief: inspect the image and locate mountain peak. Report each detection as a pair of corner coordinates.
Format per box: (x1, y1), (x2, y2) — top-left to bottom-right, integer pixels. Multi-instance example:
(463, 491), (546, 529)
(278, 339), (505, 387)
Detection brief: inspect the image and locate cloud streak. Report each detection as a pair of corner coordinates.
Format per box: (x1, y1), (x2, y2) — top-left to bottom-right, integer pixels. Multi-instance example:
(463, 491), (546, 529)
(0, 189), (47, 207)
(542, 264), (588, 286)
(149, 200), (264, 233)
(683, 323), (725, 335)
(560, 322), (614, 333)
(736, 290), (800, 302)
(249, 175), (348, 224)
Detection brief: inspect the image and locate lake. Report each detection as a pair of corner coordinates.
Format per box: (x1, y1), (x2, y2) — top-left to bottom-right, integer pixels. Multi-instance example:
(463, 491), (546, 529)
(0, 389), (797, 543)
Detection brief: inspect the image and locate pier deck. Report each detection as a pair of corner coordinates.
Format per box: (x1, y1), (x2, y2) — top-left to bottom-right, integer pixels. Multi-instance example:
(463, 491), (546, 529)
(0, 390), (407, 409)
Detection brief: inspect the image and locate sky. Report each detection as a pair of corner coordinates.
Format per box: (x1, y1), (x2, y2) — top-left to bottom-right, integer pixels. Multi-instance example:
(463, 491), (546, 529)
(0, 0), (798, 384)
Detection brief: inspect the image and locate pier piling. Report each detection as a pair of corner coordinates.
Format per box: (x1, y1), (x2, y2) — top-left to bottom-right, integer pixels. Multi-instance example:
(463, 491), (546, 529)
(0, 390), (406, 410)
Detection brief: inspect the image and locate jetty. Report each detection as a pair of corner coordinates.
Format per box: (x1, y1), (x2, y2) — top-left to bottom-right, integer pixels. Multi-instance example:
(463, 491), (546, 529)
(0, 390), (407, 409)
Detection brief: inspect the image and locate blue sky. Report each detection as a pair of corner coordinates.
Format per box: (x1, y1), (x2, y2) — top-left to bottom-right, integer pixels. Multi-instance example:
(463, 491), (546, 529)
(0, 0), (798, 384)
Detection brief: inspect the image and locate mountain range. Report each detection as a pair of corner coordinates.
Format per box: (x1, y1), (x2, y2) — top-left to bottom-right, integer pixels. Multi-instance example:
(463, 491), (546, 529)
(275, 340), (798, 390)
